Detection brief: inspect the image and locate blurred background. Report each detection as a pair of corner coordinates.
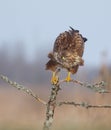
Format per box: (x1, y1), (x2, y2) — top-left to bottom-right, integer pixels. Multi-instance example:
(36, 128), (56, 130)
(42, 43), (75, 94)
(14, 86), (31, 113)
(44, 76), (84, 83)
(0, 0), (111, 130)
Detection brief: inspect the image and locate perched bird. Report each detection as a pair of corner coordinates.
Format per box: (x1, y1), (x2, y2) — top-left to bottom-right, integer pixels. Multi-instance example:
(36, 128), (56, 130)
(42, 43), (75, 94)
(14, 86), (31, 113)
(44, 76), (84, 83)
(46, 27), (87, 84)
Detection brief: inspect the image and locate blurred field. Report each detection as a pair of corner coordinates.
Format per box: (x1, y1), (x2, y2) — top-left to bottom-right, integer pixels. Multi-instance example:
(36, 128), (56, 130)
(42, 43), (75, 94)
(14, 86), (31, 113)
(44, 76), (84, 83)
(0, 82), (111, 130)
(0, 46), (111, 129)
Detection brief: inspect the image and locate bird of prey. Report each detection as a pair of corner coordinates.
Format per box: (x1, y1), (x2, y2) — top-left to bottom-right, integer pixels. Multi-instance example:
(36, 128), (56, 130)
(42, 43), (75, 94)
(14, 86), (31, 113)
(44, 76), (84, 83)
(46, 27), (87, 84)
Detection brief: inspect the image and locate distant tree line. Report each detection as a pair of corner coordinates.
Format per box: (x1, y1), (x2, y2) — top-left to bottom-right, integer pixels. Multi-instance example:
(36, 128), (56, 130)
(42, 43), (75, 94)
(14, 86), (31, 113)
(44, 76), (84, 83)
(0, 43), (49, 85)
(0, 43), (111, 87)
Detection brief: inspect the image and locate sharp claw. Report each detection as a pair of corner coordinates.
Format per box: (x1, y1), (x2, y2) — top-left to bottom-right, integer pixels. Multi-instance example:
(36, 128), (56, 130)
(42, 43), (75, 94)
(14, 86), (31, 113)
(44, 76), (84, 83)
(65, 77), (71, 82)
(51, 76), (58, 85)
(65, 72), (72, 82)
(51, 72), (59, 85)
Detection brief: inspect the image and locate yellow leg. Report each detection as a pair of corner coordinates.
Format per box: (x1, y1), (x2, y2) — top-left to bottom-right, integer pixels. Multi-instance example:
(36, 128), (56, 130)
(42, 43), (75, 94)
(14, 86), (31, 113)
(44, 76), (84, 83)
(65, 72), (71, 82)
(51, 72), (59, 85)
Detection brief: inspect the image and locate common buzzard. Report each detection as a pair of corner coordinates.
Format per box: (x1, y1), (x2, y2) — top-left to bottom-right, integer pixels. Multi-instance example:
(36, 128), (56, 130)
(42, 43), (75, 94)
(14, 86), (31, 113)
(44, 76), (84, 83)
(46, 27), (87, 84)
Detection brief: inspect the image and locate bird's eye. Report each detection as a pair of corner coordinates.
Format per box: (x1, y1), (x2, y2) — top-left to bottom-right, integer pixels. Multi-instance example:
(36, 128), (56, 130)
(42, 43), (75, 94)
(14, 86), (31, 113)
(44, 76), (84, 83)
(62, 56), (65, 60)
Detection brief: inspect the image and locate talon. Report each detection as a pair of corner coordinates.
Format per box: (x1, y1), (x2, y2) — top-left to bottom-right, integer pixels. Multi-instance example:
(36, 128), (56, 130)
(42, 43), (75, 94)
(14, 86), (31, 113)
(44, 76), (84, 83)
(65, 72), (72, 82)
(51, 72), (59, 85)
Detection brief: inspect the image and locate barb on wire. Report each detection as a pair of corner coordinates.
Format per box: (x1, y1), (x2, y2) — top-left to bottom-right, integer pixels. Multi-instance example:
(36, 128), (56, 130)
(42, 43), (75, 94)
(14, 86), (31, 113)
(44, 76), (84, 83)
(0, 74), (46, 105)
(57, 101), (111, 109)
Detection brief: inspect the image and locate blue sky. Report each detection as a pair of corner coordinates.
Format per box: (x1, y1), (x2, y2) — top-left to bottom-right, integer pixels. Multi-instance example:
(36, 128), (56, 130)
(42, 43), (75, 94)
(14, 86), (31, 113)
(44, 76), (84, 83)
(0, 0), (111, 66)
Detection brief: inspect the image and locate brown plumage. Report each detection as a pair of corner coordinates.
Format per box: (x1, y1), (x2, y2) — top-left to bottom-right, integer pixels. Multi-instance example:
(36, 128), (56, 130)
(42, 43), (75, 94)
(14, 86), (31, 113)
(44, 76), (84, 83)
(46, 27), (87, 84)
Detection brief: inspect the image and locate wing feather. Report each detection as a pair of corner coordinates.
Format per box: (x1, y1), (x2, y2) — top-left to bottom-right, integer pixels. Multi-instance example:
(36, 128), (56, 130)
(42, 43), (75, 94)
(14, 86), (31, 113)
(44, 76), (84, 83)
(53, 27), (87, 57)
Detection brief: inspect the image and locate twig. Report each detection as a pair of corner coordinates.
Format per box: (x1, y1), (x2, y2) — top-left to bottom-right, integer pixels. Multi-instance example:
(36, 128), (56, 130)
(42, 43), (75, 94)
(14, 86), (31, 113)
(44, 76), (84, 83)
(43, 83), (60, 130)
(57, 101), (111, 108)
(59, 79), (84, 86)
(60, 79), (108, 93)
(0, 74), (46, 105)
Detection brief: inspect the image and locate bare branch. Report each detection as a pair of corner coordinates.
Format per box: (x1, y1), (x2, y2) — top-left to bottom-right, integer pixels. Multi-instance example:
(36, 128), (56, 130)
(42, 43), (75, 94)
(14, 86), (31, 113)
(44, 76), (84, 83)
(57, 101), (111, 108)
(1, 73), (110, 130)
(60, 79), (108, 93)
(59, 79), (84, 86)
(0, 74), (46, 105)
(43, 83), (61, 130)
